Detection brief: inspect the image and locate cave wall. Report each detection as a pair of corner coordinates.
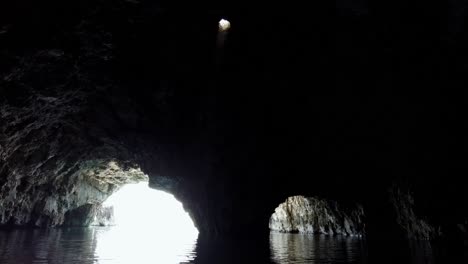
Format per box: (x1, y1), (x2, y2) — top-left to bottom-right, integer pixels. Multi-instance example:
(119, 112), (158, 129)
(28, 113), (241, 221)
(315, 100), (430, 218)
(388, 185), (437, 240)
(0, 0), (467, 244)
(0, 52), (148, 225)
(269, 196), (365, 236)
(0, 80), (146, 226)
(91, 205), (115, 226)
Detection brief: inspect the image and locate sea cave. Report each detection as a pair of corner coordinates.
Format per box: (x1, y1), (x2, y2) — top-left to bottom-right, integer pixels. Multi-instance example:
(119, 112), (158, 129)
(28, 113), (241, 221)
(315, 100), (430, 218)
(1, 0), (468, 263)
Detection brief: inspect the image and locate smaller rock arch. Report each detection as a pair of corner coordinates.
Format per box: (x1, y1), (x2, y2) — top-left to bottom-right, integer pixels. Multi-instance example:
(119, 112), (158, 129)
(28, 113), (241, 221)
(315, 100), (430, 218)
(269, 195), (365, 236)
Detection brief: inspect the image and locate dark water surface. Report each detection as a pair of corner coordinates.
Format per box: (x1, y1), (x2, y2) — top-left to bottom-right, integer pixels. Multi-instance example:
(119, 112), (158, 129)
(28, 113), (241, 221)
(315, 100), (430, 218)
(0, 228), (455, 264)
(270, 233), (367, 264)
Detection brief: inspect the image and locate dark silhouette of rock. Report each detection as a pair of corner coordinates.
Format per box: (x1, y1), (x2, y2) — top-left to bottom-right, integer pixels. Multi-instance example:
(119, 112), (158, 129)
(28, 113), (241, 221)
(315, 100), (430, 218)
(388, 185), (436, 240)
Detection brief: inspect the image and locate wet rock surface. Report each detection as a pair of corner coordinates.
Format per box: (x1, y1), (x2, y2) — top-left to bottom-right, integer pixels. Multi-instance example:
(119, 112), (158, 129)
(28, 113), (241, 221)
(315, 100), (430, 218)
(270, 196), (365, 236)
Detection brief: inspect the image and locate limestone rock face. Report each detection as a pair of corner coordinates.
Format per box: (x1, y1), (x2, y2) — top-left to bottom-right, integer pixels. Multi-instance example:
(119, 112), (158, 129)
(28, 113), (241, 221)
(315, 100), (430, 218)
(269, 196), (365, 236)
(91, 205), (115, 226)
(0, 149), (146, 226)
(0, 17), (148, 226)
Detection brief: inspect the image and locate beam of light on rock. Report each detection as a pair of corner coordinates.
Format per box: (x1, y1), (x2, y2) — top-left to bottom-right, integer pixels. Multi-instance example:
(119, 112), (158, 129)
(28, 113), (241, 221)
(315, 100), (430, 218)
(95, 182), (198, 264)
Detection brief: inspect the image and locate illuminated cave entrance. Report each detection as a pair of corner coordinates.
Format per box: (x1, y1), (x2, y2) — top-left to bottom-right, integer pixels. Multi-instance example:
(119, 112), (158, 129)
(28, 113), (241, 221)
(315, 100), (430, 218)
(93, 181), (199, 264)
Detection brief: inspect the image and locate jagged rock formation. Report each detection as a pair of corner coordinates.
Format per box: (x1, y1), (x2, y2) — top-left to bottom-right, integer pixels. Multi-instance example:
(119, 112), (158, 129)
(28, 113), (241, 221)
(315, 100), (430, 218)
(63, 203), (115, 227)
(388, 186), (436, 240)
(91, 205), (115, 226)
(0, 21), (148, 226)
(269, 196), (365, 236)
(0, 147), (146, 226)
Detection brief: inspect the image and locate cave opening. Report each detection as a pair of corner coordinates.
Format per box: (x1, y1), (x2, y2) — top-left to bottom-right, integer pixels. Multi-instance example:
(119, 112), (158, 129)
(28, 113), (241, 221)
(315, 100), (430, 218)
(92, 181), (199, 264)
(101, 181), (198, 234)
(218, 18), (231, 32)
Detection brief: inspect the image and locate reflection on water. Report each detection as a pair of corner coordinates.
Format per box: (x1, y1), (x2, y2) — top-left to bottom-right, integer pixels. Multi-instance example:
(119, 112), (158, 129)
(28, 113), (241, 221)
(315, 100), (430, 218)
(408, 241), (435, 264)
(95, 225), (198, 264)
(270, 232), (367, 264)
(0, 228), (450, 264)
(0, 227), (197, 264)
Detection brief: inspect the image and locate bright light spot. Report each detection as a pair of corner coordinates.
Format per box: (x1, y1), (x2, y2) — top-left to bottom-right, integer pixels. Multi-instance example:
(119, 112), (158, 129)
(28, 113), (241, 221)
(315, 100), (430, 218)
(95, 182), (198, 264)
(219, 19), (231, 32)
(102, 182), (198, 235)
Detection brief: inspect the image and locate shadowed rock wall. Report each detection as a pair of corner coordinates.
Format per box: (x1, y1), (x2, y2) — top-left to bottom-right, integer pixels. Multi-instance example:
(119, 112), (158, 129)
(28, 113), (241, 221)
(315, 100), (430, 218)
(270, 196), (365, 236)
